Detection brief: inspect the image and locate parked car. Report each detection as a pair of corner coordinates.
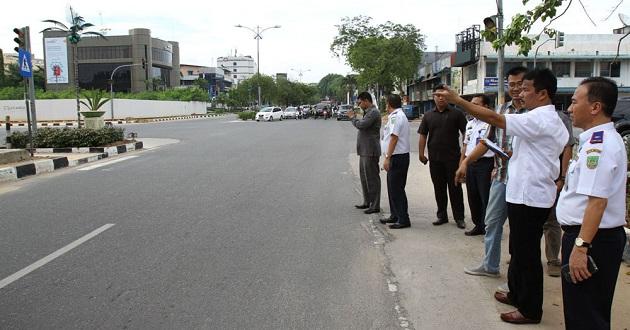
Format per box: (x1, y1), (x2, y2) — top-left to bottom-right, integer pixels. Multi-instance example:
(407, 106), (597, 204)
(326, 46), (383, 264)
(336, 104), (354, 121)
(613, 96), (630, 148)
(256, 106), (284, 121)
(284, 107), (299, 119)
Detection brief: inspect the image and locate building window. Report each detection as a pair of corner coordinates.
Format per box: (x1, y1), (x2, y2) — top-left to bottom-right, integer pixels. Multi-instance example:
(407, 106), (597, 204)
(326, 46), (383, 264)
(468, 66), (477, 81)
(526, 62), (547, 70)
(600, 61), (620, 77)
(151, 47), (173, 65)
(234, 75), (237, 78)
(78, 46), (131, 60)
(187, 70), (193, 75)
(233, 62), (237, 66)
(233, 68), (237, 72)
(485, 62), (497, 77)
(552, 61), (570, 78)
(78, 62), (131, 92)
(575, 61), (592, 77)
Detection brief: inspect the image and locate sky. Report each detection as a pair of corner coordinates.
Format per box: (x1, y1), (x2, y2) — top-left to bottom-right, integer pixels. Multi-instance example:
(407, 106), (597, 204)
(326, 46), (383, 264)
(1, 0), (628, 84)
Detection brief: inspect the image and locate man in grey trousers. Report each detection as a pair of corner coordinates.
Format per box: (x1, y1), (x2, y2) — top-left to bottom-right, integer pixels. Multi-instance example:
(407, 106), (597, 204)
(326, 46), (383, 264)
(349, 92), (382, 214)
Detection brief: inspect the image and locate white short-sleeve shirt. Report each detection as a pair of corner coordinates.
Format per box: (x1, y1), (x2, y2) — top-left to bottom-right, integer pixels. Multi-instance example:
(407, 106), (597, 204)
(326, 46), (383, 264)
(381, 108), (410, 155)
(464, 118), (494, 158)
(556, 122), (627, 228)
(504, 104), (569, 208)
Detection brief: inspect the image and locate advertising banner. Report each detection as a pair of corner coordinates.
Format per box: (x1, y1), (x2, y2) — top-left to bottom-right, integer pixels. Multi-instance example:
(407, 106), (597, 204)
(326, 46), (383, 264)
(44, 37), (69, 84)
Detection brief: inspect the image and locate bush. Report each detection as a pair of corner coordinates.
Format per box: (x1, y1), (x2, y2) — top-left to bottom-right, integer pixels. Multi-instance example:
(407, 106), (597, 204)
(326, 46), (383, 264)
(237, 111), (256, 121)
(8, 127), (125, 148)
(0, 87), (210, 102)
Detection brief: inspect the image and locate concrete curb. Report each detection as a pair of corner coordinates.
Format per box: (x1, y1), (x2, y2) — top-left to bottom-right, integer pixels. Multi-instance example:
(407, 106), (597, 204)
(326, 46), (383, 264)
(0, 141), (143, 183)
(5, 114), (224, 127)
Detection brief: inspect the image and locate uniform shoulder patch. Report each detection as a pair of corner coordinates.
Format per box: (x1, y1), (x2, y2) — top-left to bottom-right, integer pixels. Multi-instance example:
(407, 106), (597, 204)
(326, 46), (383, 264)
(589, 131), (604, 144)
(586, 155), (600, 169)
(586, 148), (602, 154)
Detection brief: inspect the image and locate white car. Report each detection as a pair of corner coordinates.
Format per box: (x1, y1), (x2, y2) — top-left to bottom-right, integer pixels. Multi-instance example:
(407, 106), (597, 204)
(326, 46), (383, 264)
(283, 107), (298, 119)
(256, 107), (284, 121)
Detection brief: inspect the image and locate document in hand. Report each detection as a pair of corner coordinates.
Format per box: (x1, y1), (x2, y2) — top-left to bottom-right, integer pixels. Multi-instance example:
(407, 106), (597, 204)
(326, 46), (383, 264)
(481, 138), (510, 160)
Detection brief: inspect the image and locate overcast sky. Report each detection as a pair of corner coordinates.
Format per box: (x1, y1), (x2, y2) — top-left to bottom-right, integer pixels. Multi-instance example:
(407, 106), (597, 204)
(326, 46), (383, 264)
(1, 0), (628, 83)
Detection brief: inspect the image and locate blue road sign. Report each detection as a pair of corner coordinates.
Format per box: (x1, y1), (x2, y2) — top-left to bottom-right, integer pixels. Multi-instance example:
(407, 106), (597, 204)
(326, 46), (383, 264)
(18, 49), (33, 78)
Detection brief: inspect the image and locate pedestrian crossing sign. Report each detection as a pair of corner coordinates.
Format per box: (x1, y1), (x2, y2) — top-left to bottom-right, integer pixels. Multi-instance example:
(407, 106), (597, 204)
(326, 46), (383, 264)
(18, 49), (32, 78)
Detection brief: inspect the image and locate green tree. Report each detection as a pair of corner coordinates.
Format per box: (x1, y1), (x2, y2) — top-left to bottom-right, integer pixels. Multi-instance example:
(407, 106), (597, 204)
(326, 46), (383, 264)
(318, 73), (344, 101)
(331, 16), (425, 94)
(42, 6), (107, 127)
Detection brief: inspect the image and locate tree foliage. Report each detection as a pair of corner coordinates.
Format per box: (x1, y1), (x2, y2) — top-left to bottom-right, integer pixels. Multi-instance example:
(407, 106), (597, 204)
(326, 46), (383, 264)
(331, 16), (425, 94)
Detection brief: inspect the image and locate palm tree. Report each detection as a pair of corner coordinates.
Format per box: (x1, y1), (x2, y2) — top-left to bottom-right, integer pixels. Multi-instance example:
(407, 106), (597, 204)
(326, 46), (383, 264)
(42, 6), (106, 127)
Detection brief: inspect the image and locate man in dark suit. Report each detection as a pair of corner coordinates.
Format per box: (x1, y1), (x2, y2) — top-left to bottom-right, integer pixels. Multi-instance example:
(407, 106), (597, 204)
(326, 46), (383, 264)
(348, 92), (381, 214)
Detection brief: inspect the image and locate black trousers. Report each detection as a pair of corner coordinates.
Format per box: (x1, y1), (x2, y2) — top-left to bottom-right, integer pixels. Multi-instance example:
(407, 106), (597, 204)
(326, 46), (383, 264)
(561, 225), (626, 330)
(387, 153), (410, 225)
(506, 203), (551, 321)
(465, 157), (493, 229)
(429, 159), (465, 221)
(359, 156), (381, 210)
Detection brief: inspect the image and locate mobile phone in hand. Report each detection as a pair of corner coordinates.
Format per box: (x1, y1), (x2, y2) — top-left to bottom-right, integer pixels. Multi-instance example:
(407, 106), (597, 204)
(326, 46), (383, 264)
(561, 255), (599, 283)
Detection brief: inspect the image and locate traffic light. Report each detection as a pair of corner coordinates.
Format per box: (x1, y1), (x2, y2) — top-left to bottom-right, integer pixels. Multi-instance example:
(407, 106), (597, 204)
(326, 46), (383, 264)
(483, 16), (498, 42)
(555, 31), (565, 48)
(67, 33), (80, 44)
(141, 58), (146, 69)
(13, 27), (25, 52)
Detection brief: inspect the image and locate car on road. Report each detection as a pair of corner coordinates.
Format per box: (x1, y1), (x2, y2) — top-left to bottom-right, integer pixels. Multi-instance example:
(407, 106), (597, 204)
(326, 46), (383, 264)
(256, 106), (284, 121)
(284, 107), (299, 119)
(613, 97), (630, 148)
(336, 104), (354, 121)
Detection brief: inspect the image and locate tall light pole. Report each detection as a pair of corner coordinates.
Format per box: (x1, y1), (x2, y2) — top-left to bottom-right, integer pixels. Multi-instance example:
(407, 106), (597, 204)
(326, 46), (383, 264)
(484, 0), (504, 105)
(290, 68), (310, 82)
(235, 24), (281, 108)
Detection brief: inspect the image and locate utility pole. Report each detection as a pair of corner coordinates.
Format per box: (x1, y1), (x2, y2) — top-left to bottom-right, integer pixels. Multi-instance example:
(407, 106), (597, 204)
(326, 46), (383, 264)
(24, 26), (37, 133)
(497, 0), (505, 106)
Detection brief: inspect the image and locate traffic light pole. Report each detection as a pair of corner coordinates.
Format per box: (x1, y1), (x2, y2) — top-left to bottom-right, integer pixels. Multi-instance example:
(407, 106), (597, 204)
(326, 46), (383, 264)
(24, 26), (37, 133)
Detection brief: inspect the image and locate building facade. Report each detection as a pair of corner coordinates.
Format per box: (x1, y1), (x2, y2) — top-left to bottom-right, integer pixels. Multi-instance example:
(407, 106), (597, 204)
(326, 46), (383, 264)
(216, 55), (255, 85)
(42, 28), (180, 93)
(407, 51), (458, 113)
(180, 64), (233, 96)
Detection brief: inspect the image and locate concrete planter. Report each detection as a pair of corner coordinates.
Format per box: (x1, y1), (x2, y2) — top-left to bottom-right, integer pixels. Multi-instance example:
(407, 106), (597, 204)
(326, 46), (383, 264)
(80, 111), (106, 129)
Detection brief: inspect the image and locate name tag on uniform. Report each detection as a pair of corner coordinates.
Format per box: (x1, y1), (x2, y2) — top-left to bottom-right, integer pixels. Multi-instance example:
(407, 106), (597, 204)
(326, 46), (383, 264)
(590, 131), (604, 144)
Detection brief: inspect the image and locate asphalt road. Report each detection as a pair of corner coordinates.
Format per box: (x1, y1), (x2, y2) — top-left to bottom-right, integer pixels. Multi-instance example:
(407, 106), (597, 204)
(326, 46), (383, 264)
(0, 117), (400, 329)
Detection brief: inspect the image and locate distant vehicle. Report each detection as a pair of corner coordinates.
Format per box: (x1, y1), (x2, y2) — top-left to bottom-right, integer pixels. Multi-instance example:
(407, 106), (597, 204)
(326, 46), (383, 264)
(612, 97), (630, 147)
(336, 104), (354, 121)
(314, 103), (332, 119)
(256, 106), (284, 122)
(284, 107), (298, 119)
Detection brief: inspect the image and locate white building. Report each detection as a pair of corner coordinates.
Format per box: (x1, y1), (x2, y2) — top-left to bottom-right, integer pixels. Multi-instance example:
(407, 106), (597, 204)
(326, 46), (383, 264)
(217, 55), (256, 85)
(455, 27), (630, 110)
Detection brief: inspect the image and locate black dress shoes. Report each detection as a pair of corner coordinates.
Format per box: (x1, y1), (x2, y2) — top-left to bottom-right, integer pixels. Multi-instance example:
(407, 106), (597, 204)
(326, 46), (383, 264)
(364, 208), (380, 214)
(354, 204), (369, 209)
(379, 217), (397, 224)
(465, 227), (486, 236)
(432, 219), (448, 226)
(456, 220), (466, 229)
(389, 223), (410, 229)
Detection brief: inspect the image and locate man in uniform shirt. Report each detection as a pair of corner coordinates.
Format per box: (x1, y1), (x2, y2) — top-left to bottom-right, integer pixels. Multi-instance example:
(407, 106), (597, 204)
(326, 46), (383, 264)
(460, 94), (495, 236)
(349, 92), (381, 214)
(459, 66), (528, 278)
(379, 94), (411, 229)
(434, 68), (568, 324)
(556, 77), (627, 330)
(418, 85), (468, 229)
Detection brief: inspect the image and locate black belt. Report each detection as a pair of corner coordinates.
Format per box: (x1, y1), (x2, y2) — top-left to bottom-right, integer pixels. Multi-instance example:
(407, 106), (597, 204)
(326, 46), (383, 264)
(561, 225), (625, 234)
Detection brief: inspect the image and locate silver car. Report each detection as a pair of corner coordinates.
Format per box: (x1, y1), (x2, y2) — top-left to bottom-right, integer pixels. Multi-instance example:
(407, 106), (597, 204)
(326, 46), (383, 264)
(283, 107), (298, 119)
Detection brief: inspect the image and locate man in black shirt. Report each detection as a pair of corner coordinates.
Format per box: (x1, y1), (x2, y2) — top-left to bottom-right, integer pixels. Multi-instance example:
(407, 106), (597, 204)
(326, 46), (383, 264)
(418, 85), (468, 229)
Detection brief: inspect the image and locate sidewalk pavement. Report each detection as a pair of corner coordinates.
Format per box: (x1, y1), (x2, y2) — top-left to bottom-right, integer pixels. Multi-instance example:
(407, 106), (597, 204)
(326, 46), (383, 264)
(349, 151), (630, 329)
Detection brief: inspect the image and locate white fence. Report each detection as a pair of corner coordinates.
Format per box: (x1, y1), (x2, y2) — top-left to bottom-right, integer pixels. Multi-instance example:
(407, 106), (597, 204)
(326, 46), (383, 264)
(0, 99), (209, 121)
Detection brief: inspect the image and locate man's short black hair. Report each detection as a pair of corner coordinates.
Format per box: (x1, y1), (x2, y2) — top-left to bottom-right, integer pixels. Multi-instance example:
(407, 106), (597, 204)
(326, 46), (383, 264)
(357, 91), (372, 103)
(387, 94), (402, 109)
(506, 66), (528, 79)
(579, 77), (618, 117)
(523, 68), (557, 99)
(471, 94), (491, 107)
(432, 84), (446, 92)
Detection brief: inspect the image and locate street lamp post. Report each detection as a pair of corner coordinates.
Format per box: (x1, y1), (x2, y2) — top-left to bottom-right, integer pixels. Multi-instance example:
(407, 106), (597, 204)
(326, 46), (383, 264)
(290, 68), (310, 82)
(235, 24), (281, 108)
(109, 63), (142, 120)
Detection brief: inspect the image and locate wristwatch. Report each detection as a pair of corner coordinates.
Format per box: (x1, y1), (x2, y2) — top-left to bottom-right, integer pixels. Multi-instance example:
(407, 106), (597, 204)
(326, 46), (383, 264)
(385, 154), (390, 159)
(575, 237), (591, 248)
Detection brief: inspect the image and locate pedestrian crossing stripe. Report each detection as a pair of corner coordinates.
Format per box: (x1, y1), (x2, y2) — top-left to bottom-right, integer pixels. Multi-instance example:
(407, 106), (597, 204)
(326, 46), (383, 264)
(21, 59), (30, 73)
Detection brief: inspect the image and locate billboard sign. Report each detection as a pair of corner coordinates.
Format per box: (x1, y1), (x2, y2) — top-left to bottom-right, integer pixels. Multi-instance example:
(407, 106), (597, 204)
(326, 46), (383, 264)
(44, 37), (69, 84)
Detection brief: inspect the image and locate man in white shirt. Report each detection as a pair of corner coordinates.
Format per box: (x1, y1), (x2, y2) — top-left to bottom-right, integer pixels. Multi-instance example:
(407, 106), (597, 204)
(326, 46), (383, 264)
(556, 77), (627, 330)
(460, 94), (495, 236)
(434, 69), (568, 324)
(379, 94), (411, 229)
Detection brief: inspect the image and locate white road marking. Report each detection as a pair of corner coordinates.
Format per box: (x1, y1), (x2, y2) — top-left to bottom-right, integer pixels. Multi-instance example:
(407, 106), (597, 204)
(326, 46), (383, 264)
(78, 156), (138, 171)
(0, 223), (115, 290)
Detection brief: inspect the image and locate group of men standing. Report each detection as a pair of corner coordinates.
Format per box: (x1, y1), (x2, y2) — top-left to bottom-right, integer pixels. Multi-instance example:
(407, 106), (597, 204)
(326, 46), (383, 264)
(347, 68), (627, 329)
